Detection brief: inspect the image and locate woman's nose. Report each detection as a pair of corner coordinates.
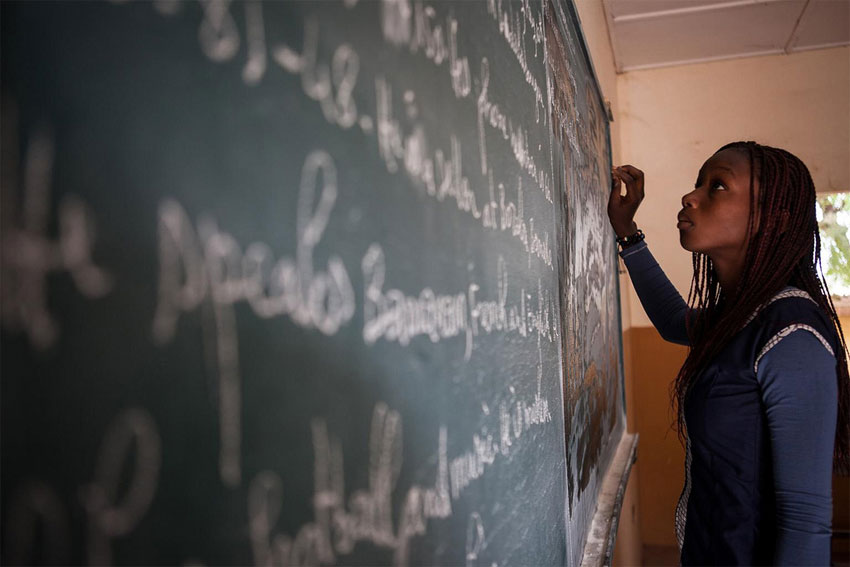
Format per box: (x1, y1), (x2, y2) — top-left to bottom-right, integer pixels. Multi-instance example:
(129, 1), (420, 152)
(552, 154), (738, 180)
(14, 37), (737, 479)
(682, 189), (697, 208)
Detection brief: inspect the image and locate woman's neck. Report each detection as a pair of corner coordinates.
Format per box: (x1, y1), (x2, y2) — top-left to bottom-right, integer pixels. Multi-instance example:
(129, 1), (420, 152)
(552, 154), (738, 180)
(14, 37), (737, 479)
(713, 260), (743, 299)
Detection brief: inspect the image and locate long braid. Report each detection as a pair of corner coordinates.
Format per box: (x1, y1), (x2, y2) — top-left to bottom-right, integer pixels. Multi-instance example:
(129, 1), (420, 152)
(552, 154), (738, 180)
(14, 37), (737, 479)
(673, 141), (850, 473)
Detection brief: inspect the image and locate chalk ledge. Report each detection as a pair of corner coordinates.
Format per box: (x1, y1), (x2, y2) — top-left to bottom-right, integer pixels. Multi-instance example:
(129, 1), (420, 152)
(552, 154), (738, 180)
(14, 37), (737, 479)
(580, 431), (639, 567)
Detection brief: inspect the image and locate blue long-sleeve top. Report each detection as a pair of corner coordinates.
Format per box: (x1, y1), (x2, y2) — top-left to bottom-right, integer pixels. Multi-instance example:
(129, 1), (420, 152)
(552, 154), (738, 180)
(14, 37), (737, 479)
(620, 240), (837, 565)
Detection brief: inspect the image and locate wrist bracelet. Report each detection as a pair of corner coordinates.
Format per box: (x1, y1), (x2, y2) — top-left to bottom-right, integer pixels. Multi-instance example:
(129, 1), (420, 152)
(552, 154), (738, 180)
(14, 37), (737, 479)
(616, 228), (645, 249)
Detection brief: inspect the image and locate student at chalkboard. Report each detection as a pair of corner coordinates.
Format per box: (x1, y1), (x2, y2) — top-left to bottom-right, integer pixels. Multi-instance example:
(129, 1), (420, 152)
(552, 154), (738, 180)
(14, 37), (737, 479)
(607, 142), (849, 565)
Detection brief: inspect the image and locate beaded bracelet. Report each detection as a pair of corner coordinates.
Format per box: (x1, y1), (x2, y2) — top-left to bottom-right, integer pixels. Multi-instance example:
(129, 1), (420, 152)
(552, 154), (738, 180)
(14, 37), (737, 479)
(616, 228), (645, 249)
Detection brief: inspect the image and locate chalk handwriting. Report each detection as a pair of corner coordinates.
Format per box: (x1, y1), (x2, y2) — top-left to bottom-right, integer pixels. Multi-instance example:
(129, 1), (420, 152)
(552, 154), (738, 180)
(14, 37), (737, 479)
(242, 1), (267, 85)
(272, 18), (360, 129)
(4, 482), (70, 565)
(485, 0), (545, 123)
(248, 394), (549, 566)
(128, 0), (274, 87)
(198, 0), (240, 62)
(381, 0), (412, 47)
(382, 0), (471, 99)
(152, 150), (355, 486)
(248, 403), (451, 567)
(0, 120), (113, 350)
(362, 243), (470, 354)
(477, 58), (552, 203)
(411, 2), (446, 63)
(376, 76), (553, 268)
(450, 392), (552, 499)
(376, 76), (478, 213)
(129, 2), (554, 268)
(465, 512), (486, 567)
(273, 15), (552, 269)
(362, 244), (558, 360)
(81, 408), (161, 566)
(376, 2), (551, 205)
(152, 150), (355, 340)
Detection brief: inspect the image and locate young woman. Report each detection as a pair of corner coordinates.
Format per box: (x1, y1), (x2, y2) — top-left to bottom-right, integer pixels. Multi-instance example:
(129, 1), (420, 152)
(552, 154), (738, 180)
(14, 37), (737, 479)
(608, 141), (849, 565)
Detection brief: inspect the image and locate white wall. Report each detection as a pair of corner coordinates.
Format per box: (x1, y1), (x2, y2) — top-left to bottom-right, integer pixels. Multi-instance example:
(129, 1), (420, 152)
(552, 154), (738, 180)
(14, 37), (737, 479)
(616, 46), (850, 327)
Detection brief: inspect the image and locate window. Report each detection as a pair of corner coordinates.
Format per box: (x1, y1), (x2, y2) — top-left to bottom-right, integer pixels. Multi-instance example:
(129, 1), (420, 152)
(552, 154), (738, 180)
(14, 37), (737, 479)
(816, 192), (850, 308)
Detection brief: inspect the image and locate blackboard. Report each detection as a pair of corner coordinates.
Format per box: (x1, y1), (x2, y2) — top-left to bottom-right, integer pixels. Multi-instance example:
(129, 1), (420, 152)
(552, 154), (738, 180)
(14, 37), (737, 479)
(0, 1), (624, 565)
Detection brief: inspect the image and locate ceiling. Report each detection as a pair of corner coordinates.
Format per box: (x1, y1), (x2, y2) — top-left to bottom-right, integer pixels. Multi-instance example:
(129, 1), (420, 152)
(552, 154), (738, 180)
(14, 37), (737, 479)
(602, 0), (850, 72)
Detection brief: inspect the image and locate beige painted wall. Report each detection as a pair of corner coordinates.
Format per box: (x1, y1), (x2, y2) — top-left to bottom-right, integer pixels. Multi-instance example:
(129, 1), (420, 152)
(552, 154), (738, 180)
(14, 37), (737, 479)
(617, 46), (850, 327)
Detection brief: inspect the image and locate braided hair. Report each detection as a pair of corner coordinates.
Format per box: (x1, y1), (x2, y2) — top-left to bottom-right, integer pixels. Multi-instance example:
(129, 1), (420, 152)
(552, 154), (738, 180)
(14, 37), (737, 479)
(674, 141), (850, 474)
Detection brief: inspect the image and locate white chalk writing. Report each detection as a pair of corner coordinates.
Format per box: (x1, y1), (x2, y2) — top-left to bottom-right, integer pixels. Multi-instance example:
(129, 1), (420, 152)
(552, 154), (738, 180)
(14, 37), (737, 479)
(477, 58), (552, 203)
(450, 392), (552, 499)
(0, 121), (113, 350)
(248, 403), (451, 567)
(82, 408), (161, 566)
(376, 76), (479, 215)
(376, 76), (553, 268)
(382, 0), (471, 99)
(362, 244), (558, 360)
(248, 394), (550, 566)
(4, 482), (70, 565)
(242, 1), (267, 85)
(486, 0), (545, 123)
(272, 18), (360, 129)
(152, 151), (355, 486)
(198, 0), (240, 63)
(465, 512), (486, 567)
(381, 0), (412, 47)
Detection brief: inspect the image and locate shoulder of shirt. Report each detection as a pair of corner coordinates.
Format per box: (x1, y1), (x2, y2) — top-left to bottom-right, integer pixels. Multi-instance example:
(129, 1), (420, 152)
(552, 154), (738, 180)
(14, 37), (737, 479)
(752, 286), (837, 374)
(745, 286), (818, 324)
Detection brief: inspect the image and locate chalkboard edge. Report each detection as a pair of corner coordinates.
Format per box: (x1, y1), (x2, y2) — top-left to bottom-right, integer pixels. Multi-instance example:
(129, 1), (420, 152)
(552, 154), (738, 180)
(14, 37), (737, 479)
(578, 431), (639, 567)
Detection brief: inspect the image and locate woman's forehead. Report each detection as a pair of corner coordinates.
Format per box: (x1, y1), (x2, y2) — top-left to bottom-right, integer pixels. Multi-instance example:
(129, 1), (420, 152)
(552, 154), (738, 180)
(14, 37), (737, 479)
(699, 148), (751, 178)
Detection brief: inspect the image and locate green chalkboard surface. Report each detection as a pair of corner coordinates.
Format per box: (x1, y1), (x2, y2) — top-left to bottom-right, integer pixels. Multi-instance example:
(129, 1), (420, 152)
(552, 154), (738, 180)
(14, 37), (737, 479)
(1, 1), (623, 565)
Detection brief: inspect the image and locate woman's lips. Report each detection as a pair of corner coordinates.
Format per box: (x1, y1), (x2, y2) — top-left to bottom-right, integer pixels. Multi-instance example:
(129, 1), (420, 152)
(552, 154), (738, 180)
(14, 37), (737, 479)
(677, 214), (693, 230)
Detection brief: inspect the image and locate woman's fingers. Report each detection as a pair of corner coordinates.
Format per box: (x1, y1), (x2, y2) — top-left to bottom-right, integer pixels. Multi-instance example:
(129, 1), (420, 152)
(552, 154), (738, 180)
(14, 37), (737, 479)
(610, 170), (629, 208)
(612, 168), (634, 202)
(612, 165), (644, 203)
(616, 165), (645, 201)
(610, 169), (622, 194)
(608, 167), (641, 237)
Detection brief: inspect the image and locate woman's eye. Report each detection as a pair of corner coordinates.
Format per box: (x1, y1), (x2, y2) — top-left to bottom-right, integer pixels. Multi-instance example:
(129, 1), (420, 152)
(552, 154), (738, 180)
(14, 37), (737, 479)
(710, 182), (727, 191)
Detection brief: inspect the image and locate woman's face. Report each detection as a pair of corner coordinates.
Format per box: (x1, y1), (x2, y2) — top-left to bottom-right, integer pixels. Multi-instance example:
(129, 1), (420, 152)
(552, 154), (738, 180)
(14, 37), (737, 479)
(678, 148), (758, 261)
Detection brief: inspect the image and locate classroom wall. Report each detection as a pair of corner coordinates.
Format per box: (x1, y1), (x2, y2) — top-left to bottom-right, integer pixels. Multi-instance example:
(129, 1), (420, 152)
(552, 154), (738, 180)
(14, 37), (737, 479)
(573, 1), (642, 565)
(617, 45), (850, 328)
(615, 45), (850, 547)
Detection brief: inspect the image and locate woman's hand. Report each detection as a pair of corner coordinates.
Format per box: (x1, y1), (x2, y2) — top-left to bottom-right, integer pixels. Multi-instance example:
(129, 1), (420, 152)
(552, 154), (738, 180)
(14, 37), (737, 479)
(608, 165), (645, 238)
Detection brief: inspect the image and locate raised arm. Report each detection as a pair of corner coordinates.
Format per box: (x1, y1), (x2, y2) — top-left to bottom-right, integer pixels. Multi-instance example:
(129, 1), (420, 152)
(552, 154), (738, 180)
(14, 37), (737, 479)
(608, 165), (690, 345)
(619, 242), (690, 345)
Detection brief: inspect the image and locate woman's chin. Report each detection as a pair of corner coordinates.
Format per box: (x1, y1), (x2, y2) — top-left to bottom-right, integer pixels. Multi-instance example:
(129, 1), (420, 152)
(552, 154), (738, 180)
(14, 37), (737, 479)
(679, 234), (697, 253)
